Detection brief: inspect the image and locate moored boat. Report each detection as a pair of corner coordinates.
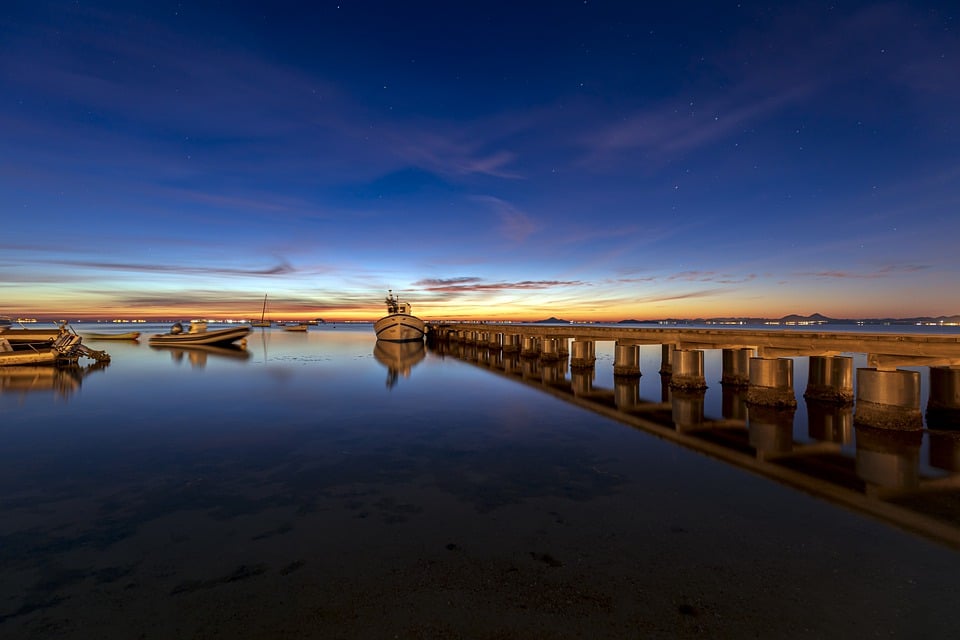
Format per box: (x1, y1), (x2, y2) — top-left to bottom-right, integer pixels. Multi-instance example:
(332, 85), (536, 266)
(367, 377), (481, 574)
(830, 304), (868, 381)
(283, 322), (309, 332)
(83, 331), (141, 341)
(374, 290), (425, 342)
(148, 320), (251, 346)
(251, 294), (271, 327)
(0, 328), (96, 366)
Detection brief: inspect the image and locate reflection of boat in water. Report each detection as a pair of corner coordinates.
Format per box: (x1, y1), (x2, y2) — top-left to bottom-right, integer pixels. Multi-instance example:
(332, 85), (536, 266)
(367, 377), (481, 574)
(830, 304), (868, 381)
(83, 332), (141, 341)
(149, 320), (251, 346)
(150, 342), (251, 367)
(374, 290), (425, 342)
(374, 339), (425, 388)
(0, 362), (107, 398)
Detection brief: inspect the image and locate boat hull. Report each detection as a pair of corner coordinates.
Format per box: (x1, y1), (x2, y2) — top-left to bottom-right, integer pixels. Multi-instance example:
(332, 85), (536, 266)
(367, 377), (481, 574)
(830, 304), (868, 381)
(148, 326), (251, 346)
(84, 332), (141, 340)
(374, 314), (425, 342)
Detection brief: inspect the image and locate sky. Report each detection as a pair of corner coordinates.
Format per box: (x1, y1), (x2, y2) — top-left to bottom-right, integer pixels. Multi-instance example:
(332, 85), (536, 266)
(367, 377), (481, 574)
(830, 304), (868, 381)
(2, 1), (959, 322)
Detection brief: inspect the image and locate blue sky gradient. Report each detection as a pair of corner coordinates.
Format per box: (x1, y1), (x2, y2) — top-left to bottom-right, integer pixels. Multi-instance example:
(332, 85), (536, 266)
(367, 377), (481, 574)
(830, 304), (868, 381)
(2, 1), (958, 321)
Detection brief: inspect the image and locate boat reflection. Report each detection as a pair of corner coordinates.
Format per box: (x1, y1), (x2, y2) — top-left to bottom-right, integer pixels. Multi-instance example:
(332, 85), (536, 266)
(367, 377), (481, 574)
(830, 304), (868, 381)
(150, 343), (251, 368)
(374, 339), (425, 388)
(0, 361), (108, 399)
(431, 340), (960, 550)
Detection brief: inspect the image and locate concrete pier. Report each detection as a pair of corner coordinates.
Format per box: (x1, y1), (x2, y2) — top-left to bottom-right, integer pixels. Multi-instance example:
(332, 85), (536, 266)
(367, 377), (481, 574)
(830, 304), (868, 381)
(503, 334), (521, 353)
(926, 366), (960, 430)
(520, 336), (540, 358)
(721, 348), (753, 386)
(570, 339), (596, 369)
(488, 332), (502, 349)
(669, 349), (707, 391)
(854, 368), (922, 430)
(804, 355), (854, 404)
(540, 337), (562, 361)
(746, 357), (797, 407)
(659, 344), (675, 375)
(613, 342), (641, 377)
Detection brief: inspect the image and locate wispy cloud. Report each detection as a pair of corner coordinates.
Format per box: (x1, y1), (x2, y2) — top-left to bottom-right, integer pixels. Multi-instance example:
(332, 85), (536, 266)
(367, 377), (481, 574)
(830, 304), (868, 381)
(796, 264), (931, 279)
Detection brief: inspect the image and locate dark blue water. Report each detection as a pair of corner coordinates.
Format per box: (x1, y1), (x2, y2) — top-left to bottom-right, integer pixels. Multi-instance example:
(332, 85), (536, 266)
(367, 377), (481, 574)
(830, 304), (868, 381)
(2, 323), (960, 638)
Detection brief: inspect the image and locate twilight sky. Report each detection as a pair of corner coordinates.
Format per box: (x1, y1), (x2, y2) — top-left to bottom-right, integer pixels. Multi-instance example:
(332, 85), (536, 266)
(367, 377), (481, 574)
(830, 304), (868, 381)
(2, 1), (958, 321)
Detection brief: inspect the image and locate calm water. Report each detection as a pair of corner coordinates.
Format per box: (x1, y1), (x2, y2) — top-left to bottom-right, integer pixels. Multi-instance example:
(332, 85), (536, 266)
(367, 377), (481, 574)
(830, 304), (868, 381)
(2, 323), (960, 638)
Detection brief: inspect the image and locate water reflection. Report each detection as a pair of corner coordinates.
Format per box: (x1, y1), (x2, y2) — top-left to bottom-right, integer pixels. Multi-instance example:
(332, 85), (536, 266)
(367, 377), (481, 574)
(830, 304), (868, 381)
(0, 362), (108, 399)
(150, 343), (251, 367)
(373, 339), (425, 388)
(431, 339), (960, 549)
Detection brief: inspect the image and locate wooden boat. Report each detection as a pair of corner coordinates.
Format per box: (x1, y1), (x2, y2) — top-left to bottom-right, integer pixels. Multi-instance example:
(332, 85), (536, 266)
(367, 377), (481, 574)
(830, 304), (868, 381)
(149, 320), (251, 346)
(251, 294), (271, 327)
(283, 322), (309, 332)
(83, 331), (141, 340)
(374, 290), (425, 342)
(0, 327), (62, 344)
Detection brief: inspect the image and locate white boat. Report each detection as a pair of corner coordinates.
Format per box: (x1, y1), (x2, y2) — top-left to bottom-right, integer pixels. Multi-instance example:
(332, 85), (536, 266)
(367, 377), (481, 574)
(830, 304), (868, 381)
(149, 320), (251, 346)
(374, 290), (425, 342)
(283, 322), (309, 332)
(0, 316), (12, 331)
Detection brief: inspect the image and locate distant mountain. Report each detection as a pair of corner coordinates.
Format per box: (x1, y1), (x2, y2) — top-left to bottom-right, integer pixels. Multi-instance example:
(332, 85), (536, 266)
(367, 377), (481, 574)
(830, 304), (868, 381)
(528, 317), (570, 324)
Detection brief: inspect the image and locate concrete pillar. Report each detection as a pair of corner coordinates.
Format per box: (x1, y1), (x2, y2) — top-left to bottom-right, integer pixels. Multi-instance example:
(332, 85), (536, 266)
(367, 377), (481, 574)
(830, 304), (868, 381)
(503, 334), (521, 353)
(557, 337), (569, 355)
(721, 348), (753, 386)
(540, 337), (562, 361)
(613, 342), (641, 377)
(520, 336), (540, 358)
(659, 344), (675, 375)
(488, 332), (503, 349)
(672, 389), (706, 432)
(926, 366), (960, 430)
(748, 404), (795, 459)
(854, 368), (922, 430)
(572, 367), (594, 396)
(570, 339), (596, 368)
(746, 357), (797, 407)
(669, 349), (707, 390)
(806, 400), (853, 444)
(614, 375), (641, 409)
(804, 355), (854, 403)
(855, 425), (921, 490)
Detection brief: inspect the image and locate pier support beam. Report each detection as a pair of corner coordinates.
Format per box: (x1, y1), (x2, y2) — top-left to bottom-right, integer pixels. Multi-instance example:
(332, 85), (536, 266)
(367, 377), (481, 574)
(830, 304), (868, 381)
(613, 342), (641, 377)
(570, 339), (596, 369)
(804, 355), (854, 404)
(659, 344), (675, 375)
(503, 334), (521, 353)
(540, 337), (562, 361)
(520, 336), (540, 358)
(488, 332), (502, 349)
(721, 348), (753, 386)
(854, 368), (922, 430)
(926, 366), (960, 430)
(669, 349), (707, 390)
(746, 357), (797, 407)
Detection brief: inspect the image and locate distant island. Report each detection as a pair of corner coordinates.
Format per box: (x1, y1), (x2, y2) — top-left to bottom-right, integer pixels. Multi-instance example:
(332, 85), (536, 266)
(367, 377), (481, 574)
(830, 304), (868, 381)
(529, 313), (960, 327)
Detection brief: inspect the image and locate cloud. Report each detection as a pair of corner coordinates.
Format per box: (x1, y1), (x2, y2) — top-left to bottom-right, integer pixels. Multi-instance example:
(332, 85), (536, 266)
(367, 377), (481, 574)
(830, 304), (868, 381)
(796, 264), (931, 279)
(413, 278), (585, 293)
(45, 259), (297, 277)
(469, 195), (540, 242)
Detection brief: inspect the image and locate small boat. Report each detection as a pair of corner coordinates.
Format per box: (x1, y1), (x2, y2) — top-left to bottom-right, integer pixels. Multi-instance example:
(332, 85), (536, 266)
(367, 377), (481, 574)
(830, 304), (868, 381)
(251, 294), (271, 327)
(374, 290), (425, 342)
(83, 331), (141, 341)
(149, 320), (251, 346)
(283, 322), (309, 332)
(0, 329), (88, 366)
(0, 315), (12, 331)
